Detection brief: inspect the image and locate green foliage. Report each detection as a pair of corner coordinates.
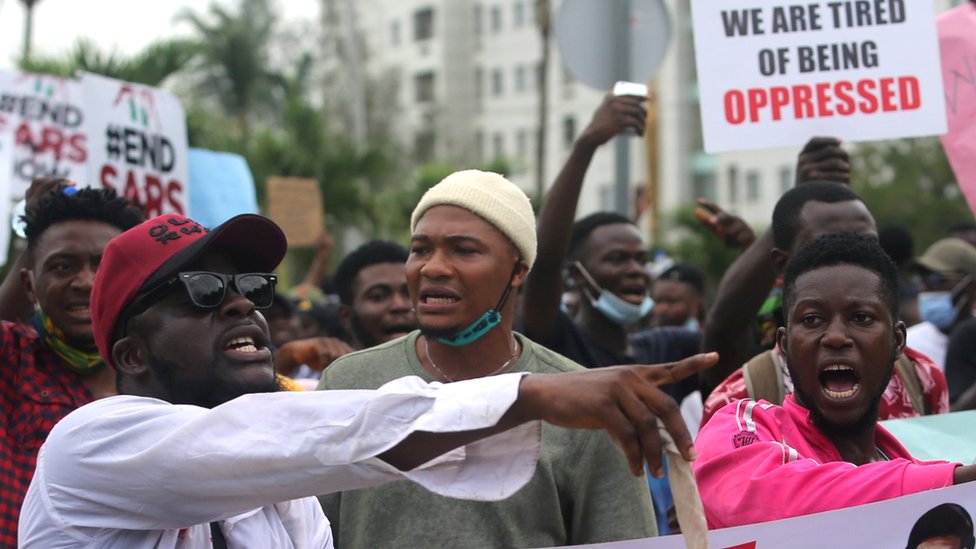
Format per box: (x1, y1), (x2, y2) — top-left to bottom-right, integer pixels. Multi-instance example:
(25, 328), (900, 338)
(20, 38), (198, 86)
(658, 205), (747, 299)
(850, 137), (974, 252)
(178, 0), (282, 137)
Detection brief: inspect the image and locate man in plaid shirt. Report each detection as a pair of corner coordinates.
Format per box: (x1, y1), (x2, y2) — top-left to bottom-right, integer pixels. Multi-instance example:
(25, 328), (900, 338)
(0, 178), (142, 545)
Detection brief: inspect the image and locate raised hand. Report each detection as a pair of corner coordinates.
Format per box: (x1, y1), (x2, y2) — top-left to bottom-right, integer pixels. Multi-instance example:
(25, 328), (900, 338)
(795, 136), (850, 185)
(695, 199), (756, 251)
(579, 93), (648, 148)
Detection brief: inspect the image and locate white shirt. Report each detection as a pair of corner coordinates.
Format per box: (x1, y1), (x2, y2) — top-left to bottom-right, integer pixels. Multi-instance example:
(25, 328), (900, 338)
(19, 374), (540, 548)
(907, 320), (949, 370)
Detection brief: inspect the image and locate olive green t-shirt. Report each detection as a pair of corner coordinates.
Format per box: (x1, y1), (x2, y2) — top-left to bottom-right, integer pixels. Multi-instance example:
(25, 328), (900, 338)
(317, 331), (657, 548)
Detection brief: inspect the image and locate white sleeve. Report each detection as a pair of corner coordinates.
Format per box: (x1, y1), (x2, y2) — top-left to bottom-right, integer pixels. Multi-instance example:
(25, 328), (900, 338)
(34, 373), (541, 530)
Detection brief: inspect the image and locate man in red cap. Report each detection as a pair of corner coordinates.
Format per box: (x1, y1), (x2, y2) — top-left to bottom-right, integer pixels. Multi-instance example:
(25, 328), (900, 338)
(19, 212), (714, 548)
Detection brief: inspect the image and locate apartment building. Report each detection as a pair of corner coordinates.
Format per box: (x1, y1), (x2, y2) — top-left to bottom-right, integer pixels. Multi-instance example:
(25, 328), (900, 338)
(325, 0), (966, 232)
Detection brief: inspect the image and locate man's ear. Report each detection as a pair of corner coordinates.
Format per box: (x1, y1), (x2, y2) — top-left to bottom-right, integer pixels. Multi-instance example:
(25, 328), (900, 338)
(20, 268), (37, 306)
(510, 260), (531, 289)
(770, 248), (790, 275)
(776, 325), (789, 355)
(338, 304), (354, 332)
(893, 320), (907, 359)
(111, 336), (150, 376)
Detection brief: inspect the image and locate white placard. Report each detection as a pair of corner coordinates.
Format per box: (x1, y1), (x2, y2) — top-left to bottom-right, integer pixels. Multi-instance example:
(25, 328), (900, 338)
(0, 132), (13, 267)
(81, 72), (189, 217)
(0, 70), (88, 198)
(568, 482), (976, 548)
(690, 0), (947, 153)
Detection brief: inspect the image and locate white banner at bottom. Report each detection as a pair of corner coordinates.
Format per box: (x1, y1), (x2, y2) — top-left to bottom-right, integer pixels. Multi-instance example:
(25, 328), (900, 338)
(568, 481), (976, 549)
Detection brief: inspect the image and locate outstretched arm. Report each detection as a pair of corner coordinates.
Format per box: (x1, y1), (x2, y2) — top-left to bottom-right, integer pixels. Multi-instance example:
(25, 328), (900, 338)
(380, 352), (717, 475)
(521, 93), (646, 343)
(700, 137), (850, 396)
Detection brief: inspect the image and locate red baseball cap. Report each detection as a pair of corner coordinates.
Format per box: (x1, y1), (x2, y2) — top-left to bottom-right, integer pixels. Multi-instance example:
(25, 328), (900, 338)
(91, 213), (287, 368)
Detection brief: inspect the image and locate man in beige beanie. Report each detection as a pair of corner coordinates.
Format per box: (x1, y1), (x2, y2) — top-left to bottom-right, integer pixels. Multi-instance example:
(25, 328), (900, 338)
(318, 169), (664, 547)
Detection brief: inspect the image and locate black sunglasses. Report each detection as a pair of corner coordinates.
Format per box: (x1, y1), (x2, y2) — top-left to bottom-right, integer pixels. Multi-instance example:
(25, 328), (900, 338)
(117, 271), (277, 338)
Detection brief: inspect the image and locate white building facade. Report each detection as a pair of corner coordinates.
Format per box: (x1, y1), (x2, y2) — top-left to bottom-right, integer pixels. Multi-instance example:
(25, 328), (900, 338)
(326, 0), (967, 233)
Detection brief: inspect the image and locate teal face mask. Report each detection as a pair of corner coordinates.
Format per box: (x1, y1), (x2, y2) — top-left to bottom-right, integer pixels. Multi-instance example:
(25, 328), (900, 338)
(435, 262), (519, 347)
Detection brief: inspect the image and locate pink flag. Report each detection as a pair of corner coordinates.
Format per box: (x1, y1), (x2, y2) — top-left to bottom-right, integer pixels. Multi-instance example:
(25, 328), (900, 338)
(939, 2), (976, 218)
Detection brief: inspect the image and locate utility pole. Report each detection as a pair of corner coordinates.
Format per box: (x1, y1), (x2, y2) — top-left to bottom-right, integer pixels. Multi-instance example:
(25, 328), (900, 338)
(20, 0), (40, 63)
(534, 0), (551, 203)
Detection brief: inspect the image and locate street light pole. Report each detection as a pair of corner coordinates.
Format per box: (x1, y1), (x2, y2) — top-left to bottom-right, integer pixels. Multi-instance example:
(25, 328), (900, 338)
(20, 0), (39, 63)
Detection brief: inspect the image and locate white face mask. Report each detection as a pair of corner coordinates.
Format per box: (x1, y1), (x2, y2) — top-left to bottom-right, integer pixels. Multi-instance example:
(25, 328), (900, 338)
(574, 261), (654, 327)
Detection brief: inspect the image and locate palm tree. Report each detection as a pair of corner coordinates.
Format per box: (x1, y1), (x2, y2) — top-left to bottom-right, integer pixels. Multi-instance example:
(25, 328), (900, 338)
(179, 0), (283, 139)
(21, 38), (198, 86)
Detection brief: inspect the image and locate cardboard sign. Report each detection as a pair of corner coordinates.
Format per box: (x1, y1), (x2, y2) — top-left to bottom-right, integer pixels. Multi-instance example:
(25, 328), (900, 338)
(0, 70), (88, 198)
(937, 2), (976, 218)
(567, 482), (976, 548)
(81, 72), (188, 218)
(266, 176), (323, 247)
(691, 0), (947, 152)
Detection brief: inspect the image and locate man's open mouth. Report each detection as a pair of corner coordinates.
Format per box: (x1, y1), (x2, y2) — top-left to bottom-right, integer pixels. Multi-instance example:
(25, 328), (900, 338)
(225, 336), (259, 353)
(819, 364), (860, 399)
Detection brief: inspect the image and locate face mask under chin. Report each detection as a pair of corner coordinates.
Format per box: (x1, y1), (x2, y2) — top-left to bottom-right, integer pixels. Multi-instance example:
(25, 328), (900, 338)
(573, 261), (654, 327)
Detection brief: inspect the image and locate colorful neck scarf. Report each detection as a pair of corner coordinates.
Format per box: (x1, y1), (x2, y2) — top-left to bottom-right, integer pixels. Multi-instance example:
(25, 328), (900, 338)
(32, 308), (105, 375)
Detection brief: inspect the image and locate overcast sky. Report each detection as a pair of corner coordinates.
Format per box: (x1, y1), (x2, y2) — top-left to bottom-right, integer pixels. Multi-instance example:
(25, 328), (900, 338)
(0, 0), (319, 70)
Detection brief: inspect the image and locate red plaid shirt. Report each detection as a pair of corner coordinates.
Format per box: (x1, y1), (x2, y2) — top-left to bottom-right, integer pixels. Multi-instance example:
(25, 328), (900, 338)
(0, 320), (94, 546)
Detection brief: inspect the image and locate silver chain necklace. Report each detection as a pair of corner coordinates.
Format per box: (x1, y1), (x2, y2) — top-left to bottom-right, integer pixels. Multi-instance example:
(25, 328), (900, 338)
(424, 336), (520, 383)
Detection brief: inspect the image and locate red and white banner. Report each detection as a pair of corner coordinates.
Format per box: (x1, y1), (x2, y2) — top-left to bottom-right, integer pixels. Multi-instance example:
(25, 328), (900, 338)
(81, 72), (188, 217)
(569, 482), (976, 549)
(0, 71), (87, 199)
(691, 0), (947, 152)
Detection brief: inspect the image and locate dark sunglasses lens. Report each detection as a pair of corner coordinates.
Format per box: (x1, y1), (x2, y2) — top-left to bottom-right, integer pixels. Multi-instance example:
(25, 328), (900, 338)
(186, 273), (226, 308)
(237, 274), (275, 308)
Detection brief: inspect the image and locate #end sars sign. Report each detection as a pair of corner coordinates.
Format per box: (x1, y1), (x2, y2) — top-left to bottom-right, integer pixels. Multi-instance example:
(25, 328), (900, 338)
(690, 0), (947, 153)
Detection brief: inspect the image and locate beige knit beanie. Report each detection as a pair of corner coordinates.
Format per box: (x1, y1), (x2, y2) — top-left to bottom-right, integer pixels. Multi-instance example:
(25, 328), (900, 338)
(410, 169), (537, 268)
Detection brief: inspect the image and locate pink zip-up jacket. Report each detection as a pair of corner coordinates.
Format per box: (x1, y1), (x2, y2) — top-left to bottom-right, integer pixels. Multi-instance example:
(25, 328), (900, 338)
(693, 396), (958, 529)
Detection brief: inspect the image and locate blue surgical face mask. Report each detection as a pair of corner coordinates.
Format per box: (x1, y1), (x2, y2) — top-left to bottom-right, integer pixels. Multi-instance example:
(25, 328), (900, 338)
(683, 318), (701, 332)
(574, 261), (654, 327)
(918, 291), (957, 330)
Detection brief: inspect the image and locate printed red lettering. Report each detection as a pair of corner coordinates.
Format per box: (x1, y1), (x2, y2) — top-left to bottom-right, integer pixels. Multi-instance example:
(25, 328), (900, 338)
(815, 82), (834, 117)
(879, 77), (898, 112)
(747, 89), (768, 122)
(770, 86), (790, 121)
(834, 80), (856, 115)
(899, 76), (920, 110)
(724, 90), (746, 124)
(792, 85), (814, 119)
(857, 79), (878, 113)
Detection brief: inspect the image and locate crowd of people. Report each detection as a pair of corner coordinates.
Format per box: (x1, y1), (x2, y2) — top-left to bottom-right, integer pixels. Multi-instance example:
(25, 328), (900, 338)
(2, 92), (976, 548)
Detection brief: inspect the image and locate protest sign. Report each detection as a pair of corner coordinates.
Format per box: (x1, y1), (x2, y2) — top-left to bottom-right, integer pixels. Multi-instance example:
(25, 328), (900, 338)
(0, 70), (88, 199)
(937, 2), (976, 219)
(883, 410), (976, 464)
(267, 176), (324, 247)
(0, 132), (13, 267)
(187, 148), (259, 228)
(81, 72), (188, 217)
(690, 0), (947, 152)
(568, 482), (976, 549)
